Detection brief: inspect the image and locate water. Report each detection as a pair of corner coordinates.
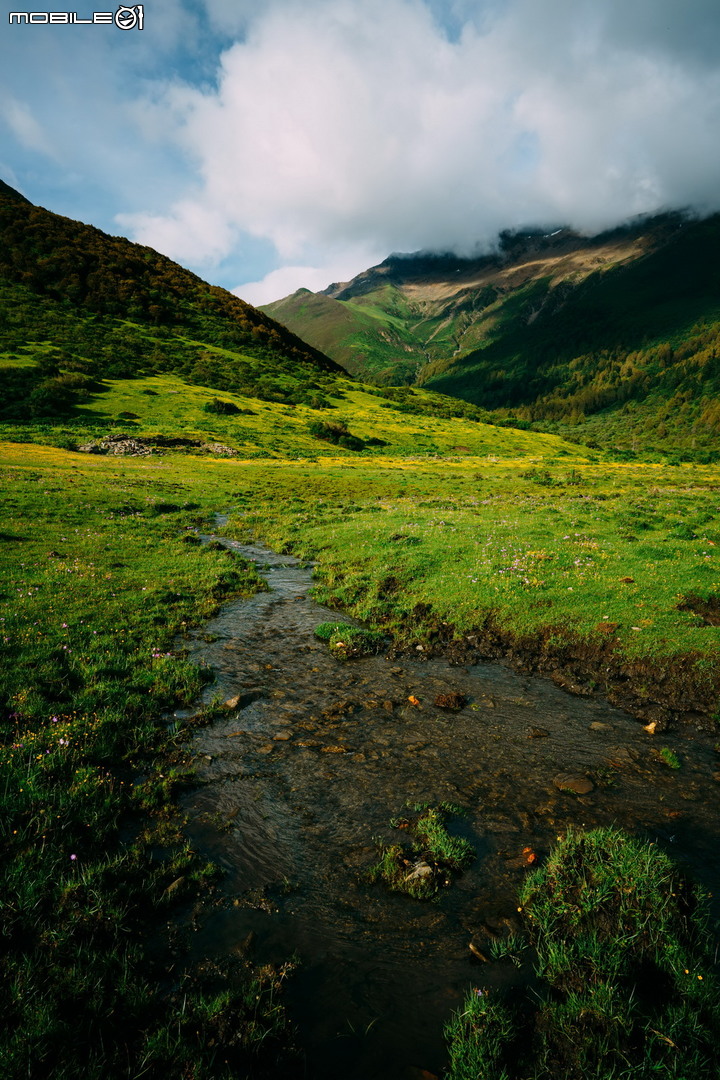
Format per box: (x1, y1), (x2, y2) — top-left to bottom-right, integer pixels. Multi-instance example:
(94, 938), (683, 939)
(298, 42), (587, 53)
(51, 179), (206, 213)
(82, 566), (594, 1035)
(178, 535), (720, 1080)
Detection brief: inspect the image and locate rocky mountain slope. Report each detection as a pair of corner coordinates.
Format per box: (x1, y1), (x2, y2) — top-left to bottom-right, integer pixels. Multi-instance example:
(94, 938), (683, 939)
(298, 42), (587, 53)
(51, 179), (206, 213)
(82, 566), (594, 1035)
(264, 213), (720, 459)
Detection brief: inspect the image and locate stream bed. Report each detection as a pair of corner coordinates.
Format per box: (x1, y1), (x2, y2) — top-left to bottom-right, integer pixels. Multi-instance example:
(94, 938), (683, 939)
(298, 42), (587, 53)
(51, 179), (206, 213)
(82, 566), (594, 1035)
(177, 535), (720, 1080)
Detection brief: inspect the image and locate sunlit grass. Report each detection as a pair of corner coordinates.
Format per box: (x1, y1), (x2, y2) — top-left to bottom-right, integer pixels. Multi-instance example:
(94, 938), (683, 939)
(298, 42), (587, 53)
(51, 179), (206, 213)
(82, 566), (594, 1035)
(3, 369), (590, 461)
(221, 454), (720, 715)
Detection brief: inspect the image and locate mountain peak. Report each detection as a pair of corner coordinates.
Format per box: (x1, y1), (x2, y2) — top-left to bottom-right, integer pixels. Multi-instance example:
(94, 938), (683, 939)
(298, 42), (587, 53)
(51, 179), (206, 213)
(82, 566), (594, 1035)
(0, 179), (32, 205)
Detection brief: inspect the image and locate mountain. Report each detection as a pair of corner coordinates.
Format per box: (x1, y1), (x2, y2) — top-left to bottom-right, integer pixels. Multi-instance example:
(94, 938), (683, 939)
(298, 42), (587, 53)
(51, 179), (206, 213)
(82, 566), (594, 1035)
(263, 214), (720, 459)
(0, 180), (344, 420)
(262, 284), (428, 385)
(262, 223), (661, 384)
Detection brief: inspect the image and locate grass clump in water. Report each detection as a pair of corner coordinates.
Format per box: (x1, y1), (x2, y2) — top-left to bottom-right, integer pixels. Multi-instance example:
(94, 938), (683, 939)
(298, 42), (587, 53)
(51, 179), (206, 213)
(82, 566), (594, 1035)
(369, 803), (475, 900)
(445, 990), (515, 1080)
(314, 620), (385, 658)
(314, 620), (353, 640)
(445, 826), (720, 1079)
(659, 746), (682, 769)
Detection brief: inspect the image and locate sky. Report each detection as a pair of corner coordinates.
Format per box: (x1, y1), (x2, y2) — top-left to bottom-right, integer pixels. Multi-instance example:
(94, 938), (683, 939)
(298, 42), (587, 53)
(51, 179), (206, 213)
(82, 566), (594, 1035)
(1, 0), (720, 305)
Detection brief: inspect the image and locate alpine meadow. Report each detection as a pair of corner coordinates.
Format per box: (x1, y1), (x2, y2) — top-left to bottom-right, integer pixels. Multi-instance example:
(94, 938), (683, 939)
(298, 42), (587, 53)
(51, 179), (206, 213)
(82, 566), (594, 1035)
(2, 145), (720, 1080)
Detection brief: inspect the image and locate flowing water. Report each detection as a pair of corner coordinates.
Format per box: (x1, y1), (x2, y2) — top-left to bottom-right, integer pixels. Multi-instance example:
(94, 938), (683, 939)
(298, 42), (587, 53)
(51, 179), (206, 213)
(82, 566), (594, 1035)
(177, 533), (720, 1080)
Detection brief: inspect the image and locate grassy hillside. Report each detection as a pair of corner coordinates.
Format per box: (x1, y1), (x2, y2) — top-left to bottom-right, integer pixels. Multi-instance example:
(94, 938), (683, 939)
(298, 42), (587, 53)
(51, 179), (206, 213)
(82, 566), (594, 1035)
(0, 362), (583, 460)
(427, 214), (720, 456)
(262, 287), (424, 384)
(264, 215), (720, 460)
(0, 180), (344, 423)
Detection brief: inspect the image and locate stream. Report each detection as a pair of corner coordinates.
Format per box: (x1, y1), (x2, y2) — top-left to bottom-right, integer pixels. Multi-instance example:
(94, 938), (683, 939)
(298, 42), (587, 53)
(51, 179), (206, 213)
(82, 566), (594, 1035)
(177, 531), (720, 1080)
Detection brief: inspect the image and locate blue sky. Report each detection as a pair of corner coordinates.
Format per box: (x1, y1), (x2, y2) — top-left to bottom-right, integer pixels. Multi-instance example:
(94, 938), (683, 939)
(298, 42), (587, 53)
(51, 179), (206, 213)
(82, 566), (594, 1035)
(2, 0), (720, 304)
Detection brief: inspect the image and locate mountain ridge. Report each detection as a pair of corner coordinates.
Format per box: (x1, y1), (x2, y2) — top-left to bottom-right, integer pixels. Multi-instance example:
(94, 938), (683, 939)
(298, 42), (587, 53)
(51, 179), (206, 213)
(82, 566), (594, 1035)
(262, 210), (720, 459)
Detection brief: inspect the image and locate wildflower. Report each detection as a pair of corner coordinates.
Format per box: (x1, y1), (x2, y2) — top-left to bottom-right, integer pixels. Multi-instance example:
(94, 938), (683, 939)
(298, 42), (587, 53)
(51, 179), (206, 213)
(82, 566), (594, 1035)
(70, 854), (77, 861)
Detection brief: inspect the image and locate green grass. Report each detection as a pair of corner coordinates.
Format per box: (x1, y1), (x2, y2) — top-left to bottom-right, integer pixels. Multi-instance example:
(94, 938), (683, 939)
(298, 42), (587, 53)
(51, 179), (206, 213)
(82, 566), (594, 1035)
(446, 827), (720, 1079)
(445, 991), (514, 1080)
(314, 620), (385, 657)
(2, 373), (720, 1074)
(221, 455), (720, 719)
(487, 933), (527, 966)
(369, 803), (475, 900)
(0, 443), (296, 1079)
(0, 366), (584, 460)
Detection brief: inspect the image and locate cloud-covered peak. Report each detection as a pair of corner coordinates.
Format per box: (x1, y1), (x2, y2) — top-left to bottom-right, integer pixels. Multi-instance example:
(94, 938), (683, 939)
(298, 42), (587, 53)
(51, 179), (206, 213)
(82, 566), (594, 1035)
(120, 0), (720, 299)
(5, 0), (719, 302)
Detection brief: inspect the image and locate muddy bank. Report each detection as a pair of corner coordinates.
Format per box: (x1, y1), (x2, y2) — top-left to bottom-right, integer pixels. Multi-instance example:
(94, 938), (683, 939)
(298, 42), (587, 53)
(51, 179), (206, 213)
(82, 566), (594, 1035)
(375, 606), (720, 731)
(177, 537), (720, 1080)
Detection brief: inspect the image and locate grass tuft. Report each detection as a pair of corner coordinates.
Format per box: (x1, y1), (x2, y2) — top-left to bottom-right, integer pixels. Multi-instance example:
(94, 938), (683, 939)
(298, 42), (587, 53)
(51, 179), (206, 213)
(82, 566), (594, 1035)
(446, 826), (720, 1079)
(369, 804), (475, 900)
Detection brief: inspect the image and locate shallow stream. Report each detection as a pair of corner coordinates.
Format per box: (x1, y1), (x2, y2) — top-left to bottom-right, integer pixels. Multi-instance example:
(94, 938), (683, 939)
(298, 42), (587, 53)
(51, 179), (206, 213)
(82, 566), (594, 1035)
(178, 533), (720, 1080)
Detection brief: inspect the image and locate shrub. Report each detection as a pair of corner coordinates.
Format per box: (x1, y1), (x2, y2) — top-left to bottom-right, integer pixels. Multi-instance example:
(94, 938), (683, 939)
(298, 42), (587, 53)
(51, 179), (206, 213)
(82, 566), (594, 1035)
(204, 398), (240, 415)
(308, 421), (365, 451)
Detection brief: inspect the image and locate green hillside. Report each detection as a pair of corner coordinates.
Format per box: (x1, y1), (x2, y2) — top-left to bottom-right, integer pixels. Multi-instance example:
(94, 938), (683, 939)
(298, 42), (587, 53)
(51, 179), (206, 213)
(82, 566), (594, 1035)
(426, 214), (720, 459)
(0, 181), (344, 422)
(264, 215), (720, 460)
(262, 286), (424, 384)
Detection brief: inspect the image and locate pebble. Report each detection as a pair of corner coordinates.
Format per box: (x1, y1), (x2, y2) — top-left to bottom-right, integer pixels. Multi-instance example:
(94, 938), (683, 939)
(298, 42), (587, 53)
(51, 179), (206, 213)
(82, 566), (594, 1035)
(590, 721), (612, 731)
(553, 773), (594, 795)
(403, 862), (434, 884)
(528, 727), (550, 739)
(257, 744), (274, 755)
(434, 692), (467, 710)
(273, 732), (292, 741)
(606, 746), (639, 765)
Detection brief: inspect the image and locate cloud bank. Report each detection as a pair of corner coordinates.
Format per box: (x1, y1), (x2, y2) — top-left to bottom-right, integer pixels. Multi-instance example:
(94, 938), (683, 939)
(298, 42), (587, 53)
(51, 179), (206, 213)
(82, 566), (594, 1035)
(5, 0), (719, 302)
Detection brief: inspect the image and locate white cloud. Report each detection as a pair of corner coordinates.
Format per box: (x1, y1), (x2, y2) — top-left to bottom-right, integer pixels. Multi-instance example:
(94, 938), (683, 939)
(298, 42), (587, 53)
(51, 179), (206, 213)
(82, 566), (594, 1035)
(117, 0), (720, 298)
(234, 249), (383, 305)
(117, 197), (235, 265)
(1, 96), (57, 159)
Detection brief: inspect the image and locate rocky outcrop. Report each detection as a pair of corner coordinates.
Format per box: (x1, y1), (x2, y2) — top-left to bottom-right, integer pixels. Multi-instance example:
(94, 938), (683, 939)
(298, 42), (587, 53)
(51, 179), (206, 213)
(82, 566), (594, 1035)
(78, 434), (238, 457)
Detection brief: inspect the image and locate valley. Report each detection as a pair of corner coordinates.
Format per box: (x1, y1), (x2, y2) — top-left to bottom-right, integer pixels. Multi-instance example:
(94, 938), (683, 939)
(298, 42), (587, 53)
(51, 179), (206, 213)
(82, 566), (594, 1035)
(264, 213), (720, 463)
(1, 179), (720, 1079)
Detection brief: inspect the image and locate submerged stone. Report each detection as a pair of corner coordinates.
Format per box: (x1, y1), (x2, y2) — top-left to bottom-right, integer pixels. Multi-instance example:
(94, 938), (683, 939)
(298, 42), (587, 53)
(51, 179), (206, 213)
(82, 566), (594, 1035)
(553, 773), (594, 794)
